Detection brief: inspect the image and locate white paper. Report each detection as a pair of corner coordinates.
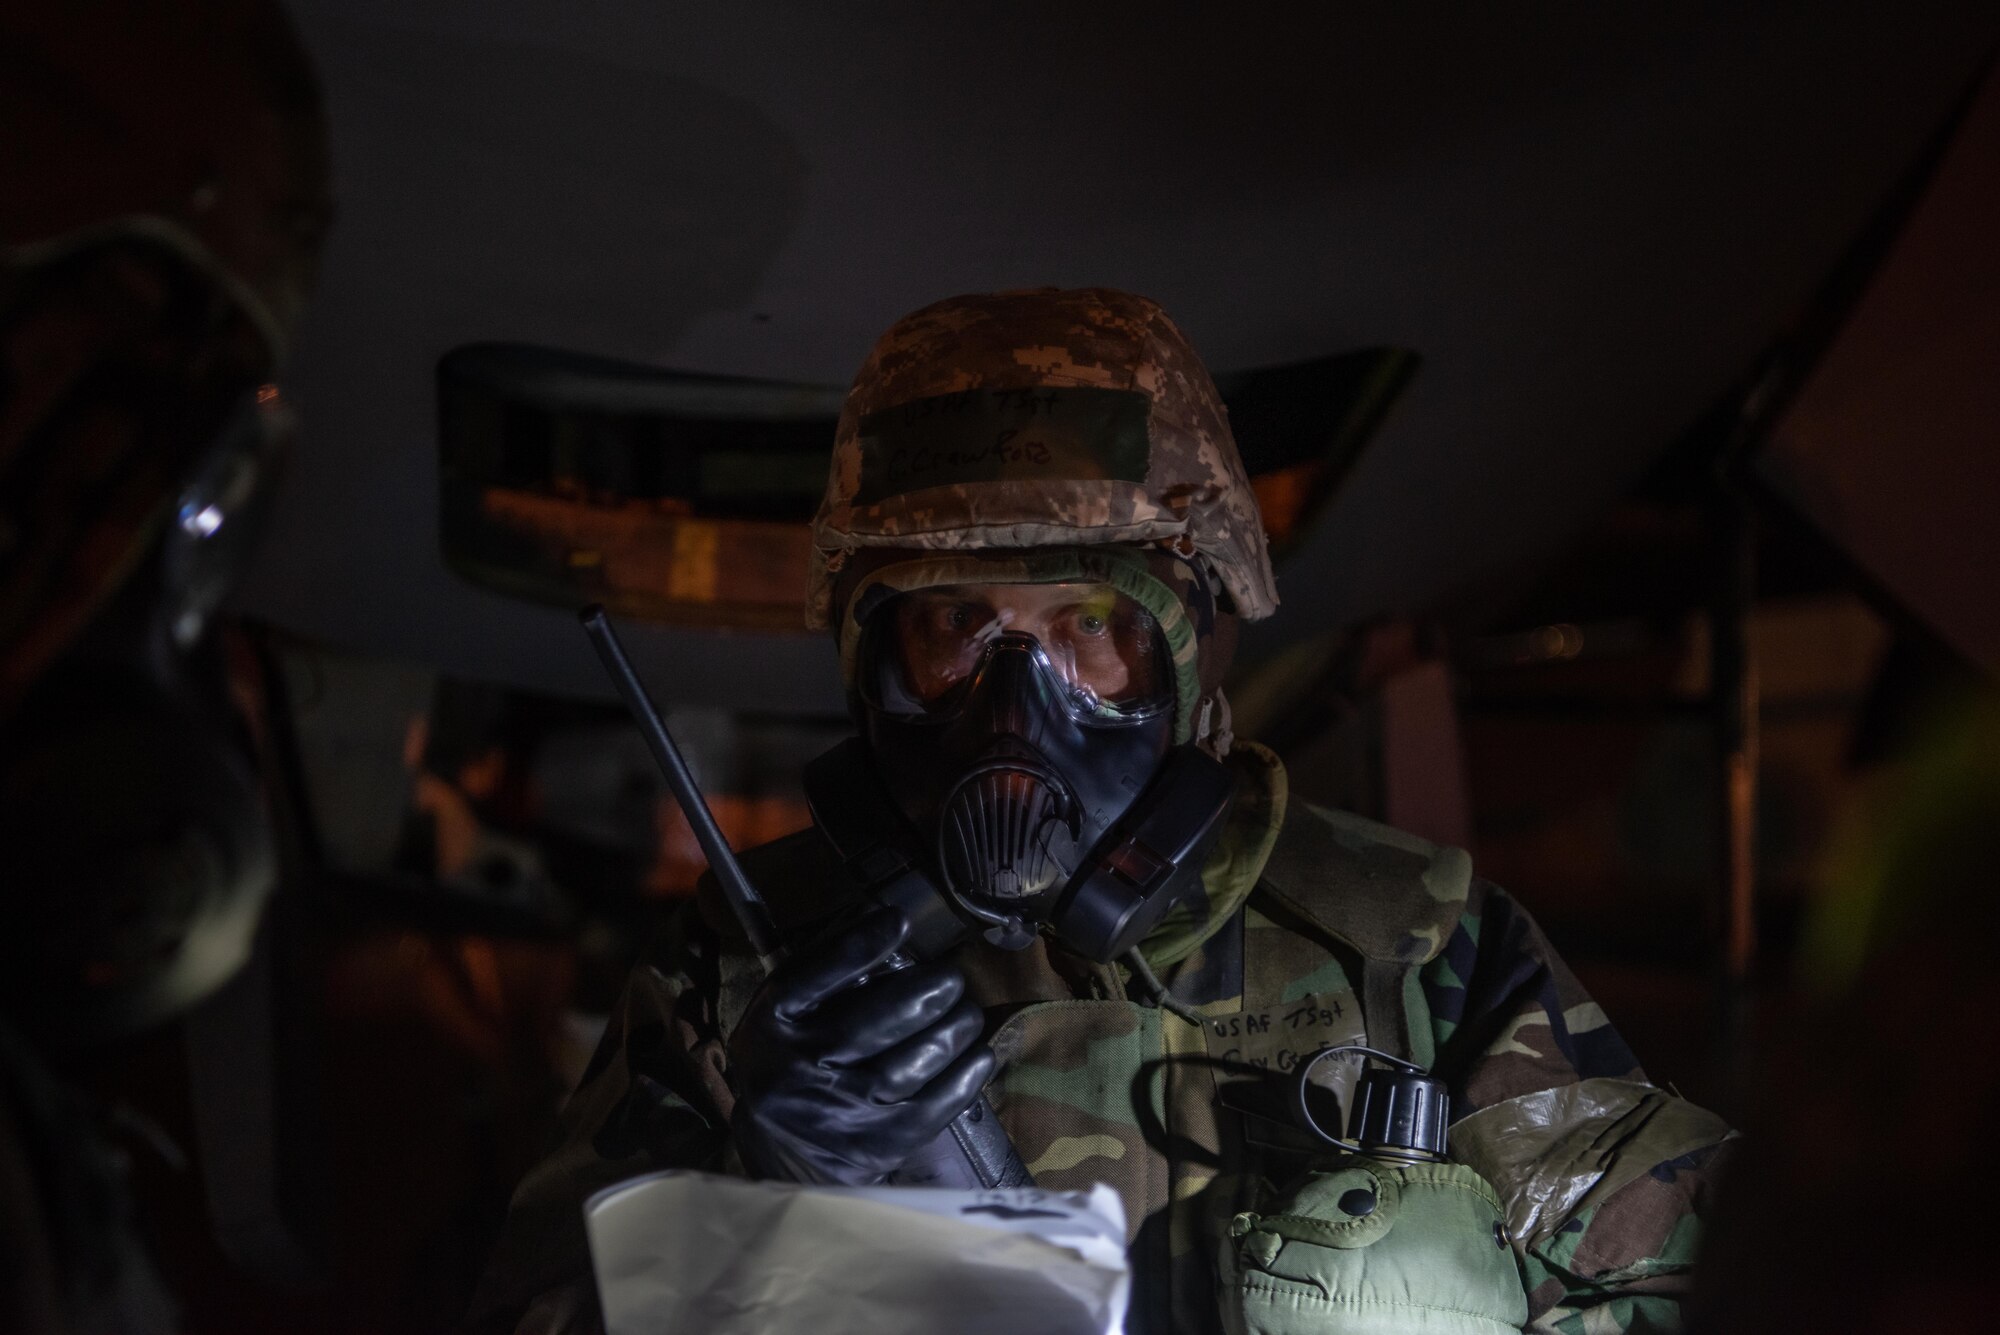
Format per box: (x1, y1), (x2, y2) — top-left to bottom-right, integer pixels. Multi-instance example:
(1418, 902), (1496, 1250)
(585, 1171), (1129, 1335)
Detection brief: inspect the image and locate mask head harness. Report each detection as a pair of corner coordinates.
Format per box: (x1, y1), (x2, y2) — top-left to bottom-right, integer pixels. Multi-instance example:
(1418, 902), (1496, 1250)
(805, 549), (1236, 964)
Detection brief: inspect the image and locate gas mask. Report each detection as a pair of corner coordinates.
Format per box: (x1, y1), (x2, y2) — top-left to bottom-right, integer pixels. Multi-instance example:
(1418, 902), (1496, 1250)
(0, 389), (286, 1042)
(806, 579), (1236, 964)
(0, 225), (291, 1044)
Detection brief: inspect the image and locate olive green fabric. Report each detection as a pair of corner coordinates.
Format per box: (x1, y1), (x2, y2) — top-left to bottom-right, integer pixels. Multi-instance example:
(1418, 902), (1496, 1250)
(1256, 804), (1472, 969)
(1220, 1158), (1529, 1335)
(1449, 1079), (1735, 1267)
(1140, 738), (1286, 970)
(469, 749), (1731, 1335)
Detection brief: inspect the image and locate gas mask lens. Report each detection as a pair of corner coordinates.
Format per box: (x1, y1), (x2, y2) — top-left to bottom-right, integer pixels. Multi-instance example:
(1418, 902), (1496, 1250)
(864, 582), (1170, 721)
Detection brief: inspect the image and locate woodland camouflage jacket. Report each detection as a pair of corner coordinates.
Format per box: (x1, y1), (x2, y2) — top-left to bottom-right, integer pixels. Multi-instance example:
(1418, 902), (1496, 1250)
(471, 744), (1734, 1335)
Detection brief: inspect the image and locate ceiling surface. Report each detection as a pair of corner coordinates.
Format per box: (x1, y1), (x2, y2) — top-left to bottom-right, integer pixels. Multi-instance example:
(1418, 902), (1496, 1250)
(236, 1), (1999, 712)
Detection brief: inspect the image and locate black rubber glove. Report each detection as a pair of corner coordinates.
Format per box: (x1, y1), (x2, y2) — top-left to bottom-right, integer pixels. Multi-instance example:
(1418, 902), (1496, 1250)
(726, 904), (995, 1185)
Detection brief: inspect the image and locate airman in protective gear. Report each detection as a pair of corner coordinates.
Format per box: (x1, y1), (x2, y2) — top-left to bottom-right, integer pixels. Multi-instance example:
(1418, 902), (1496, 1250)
(0, 4), (330, 1329)
(0, 0), (331, 1039)
(475, 289), (1733, 1335)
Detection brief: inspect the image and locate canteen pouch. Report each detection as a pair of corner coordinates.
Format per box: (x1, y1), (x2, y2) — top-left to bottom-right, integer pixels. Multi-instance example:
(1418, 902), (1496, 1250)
(1219, 1156), (1528, 1335)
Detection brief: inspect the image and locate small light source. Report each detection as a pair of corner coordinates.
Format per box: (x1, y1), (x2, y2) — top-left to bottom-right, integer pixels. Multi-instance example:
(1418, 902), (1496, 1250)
(180, 502), (225, 538)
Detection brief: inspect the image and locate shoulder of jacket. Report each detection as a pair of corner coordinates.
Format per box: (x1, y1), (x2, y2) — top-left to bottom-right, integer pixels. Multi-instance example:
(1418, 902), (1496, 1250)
(1253, 799), (1473, 966)
(693, 824), (859, 942)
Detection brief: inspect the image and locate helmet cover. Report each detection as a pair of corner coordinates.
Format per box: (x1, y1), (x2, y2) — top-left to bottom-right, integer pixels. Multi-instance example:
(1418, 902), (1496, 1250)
(807, 287), (1278, 631)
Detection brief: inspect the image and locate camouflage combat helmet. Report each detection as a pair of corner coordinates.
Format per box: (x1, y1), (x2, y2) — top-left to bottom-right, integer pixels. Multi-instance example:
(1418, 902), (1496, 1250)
(808, 288), (1279, 746)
